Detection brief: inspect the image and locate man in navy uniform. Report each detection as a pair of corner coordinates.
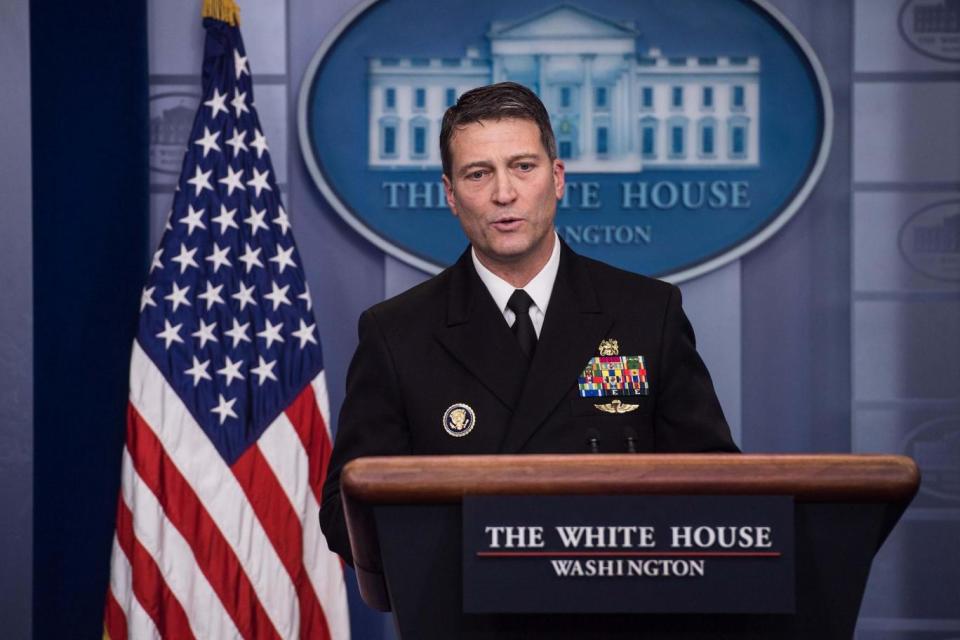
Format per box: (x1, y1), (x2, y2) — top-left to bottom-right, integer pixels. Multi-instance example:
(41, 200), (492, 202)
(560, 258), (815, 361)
(320, 82), (738, 565)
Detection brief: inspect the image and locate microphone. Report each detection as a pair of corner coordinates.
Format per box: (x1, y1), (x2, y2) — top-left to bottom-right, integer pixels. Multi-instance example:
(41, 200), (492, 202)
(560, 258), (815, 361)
(624, 427), (639, 453)
(585, 428), (601, 453)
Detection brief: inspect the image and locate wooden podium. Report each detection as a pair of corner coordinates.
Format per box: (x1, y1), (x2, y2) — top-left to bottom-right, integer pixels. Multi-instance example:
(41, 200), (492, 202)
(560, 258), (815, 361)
(341, 454), (918, 639)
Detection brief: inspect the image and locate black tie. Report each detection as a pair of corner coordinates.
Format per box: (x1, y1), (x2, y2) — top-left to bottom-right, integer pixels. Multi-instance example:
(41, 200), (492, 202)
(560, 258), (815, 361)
(507, 289), (537, 359)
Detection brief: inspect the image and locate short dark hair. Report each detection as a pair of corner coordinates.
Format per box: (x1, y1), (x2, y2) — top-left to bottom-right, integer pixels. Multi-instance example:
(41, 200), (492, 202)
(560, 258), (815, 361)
(440, 81), (557, 179)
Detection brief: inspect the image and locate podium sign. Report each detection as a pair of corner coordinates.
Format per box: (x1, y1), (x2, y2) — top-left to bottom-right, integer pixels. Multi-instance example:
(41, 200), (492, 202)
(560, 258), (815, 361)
(463, 495), (794, 614)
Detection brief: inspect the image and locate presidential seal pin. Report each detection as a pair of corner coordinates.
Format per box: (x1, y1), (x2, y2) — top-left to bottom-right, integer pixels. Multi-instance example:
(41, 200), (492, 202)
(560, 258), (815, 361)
(442, 403), (476, 437)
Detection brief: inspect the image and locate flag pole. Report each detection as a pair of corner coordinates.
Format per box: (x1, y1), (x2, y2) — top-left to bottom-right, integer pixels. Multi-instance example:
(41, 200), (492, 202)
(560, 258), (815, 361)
(202, 0), (240, 26)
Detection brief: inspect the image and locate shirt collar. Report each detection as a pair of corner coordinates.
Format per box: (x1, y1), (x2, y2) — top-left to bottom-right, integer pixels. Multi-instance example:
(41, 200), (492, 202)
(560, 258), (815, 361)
(471, 232), (561, 315)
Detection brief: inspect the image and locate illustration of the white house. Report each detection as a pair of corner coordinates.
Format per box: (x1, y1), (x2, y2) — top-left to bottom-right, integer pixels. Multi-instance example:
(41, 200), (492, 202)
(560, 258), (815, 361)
(367, 4), (760, 173)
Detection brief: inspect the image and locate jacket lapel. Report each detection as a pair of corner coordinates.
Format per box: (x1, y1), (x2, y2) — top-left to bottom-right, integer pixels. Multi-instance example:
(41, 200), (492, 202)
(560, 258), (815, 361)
(499, 244), (613, 453)
(434, 250), (530, 411)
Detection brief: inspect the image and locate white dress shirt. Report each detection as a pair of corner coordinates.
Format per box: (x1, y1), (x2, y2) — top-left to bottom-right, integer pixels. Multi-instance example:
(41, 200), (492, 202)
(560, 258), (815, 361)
(471, 232), (561, 338)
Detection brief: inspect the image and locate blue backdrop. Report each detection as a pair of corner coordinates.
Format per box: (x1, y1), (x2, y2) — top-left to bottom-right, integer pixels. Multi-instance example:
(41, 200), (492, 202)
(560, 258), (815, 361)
(29, 1), (149, 637)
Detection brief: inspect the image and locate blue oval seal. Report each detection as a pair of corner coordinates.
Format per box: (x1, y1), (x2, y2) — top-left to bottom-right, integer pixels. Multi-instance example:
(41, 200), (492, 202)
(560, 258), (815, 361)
(299, 0), (832, 281)
(900, 415), (960, 503)
(150, 92), (201, 177)
(898, 199), (960, 282)
(898, 0), (960, 63)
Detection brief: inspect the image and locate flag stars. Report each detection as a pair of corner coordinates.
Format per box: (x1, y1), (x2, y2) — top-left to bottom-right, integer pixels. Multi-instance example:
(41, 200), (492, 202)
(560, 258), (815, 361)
(298, 284), (313, 311)
(244, 207), (269, 234)
(140, 286), (157, 312)
(292, 318), (318, 349)
(179, 205), (206, 236)
(150, 248), (164, 273)
(250, 129), (269, 159)
(264, 281), (291, 311)
(224, 318), (251, 348)
(197, 282), (225, 310)
(211, 393), (238, 425)
(273, 206), (290, 235)
(232, 281), (257, 311)
(251, 356), (278, 386)
(217, 355), (245, 386)
(234, 49), (249, 79)
(204, 87), (229, 118)
(164, 282), (192, 312)
(218, 165), (244, 196)
(171, 243), (199, 274)
(194, 126), (221, 158)
(231, 88), (249, 118)
(212, 204), (239, 234)
(269, 245), (296, 274)
(226, 128), (248, 156)
(187, 165), (213, 196)
(184, 356), (212, 387)
(257, 318), (285, 349)
(156, 319), (184, 349)
(192, 318), (219, 348)
(246, 167), (271, 198)
(205, 243), (232, 273)
(238, 243), (263, 273)
(138, 38), (335, 441)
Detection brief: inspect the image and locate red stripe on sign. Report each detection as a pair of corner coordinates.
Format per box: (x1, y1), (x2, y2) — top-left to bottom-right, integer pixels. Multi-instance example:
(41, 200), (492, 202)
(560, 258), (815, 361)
(103, 586), (128, 640)
(117, 498), (196, 639)
(476, 551), (783, 558)
(126, 403), (282, 640)
(232, 443), (333, 640)
(285, 384), (333, 503)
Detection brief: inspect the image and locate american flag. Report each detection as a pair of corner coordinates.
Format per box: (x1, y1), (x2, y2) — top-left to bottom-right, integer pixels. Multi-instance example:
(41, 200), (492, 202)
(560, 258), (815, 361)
(103, 15), (350, 640)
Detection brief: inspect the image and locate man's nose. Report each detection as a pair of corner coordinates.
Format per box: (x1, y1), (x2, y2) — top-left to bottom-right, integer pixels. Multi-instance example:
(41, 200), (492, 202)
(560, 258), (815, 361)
(491, 172), (518, 205)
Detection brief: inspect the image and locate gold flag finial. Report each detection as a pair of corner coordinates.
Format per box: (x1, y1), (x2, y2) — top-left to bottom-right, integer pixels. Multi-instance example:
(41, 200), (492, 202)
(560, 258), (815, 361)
(202, 0), (241, 26)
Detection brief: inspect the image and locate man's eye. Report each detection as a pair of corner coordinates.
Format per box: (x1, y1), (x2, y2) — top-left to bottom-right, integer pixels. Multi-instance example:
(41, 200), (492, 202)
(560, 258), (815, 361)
(468, 170), (486, 180)
(517, 163), (533, 171)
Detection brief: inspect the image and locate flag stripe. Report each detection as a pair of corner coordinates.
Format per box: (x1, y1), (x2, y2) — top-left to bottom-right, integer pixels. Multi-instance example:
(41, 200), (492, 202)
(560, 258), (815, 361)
(116, 495), (196, 640)
(119, 447), (241, 639)
(258, 411), (311, 526)
(301, 491), (351, 639)
(129, 341), (299, 637)
(126, 401), (283, 640)
(284, 383), (333, 504)
(284, 383), (352, 640)
(311, 372), (332, 427)
(104, 542), (130, 640)
(259, 404), (349, 639)
(107, 531), (161, 640)
(233, 440), (333, 640)
(103, 590), (127, 640)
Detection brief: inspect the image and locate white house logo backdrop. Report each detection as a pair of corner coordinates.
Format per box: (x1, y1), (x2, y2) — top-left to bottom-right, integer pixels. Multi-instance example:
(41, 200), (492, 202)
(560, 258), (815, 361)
(299, 0), (832, 280)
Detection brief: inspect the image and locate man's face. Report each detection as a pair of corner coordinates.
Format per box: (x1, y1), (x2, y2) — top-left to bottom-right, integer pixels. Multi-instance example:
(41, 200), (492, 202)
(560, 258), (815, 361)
(442, 118), (565, 272)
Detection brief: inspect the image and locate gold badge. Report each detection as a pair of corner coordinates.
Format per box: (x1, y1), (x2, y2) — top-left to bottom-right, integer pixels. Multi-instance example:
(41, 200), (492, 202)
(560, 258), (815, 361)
(594, 399), (640, 414)
(598, 339), (619, 356)
(442, 403), (476, 437)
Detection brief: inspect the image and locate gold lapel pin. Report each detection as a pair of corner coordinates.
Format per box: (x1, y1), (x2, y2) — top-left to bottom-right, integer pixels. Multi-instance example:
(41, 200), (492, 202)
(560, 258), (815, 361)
(594, 399), (639, 414)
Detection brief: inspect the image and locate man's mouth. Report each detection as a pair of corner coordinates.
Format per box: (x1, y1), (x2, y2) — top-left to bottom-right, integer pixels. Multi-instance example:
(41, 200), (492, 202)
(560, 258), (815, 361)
(492, 217), (524, 231)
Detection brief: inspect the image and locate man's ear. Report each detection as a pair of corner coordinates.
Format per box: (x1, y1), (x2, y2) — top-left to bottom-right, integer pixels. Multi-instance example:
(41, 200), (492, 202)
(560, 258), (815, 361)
(552, 158), (566, 201)
(442, 174), (459, 217)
